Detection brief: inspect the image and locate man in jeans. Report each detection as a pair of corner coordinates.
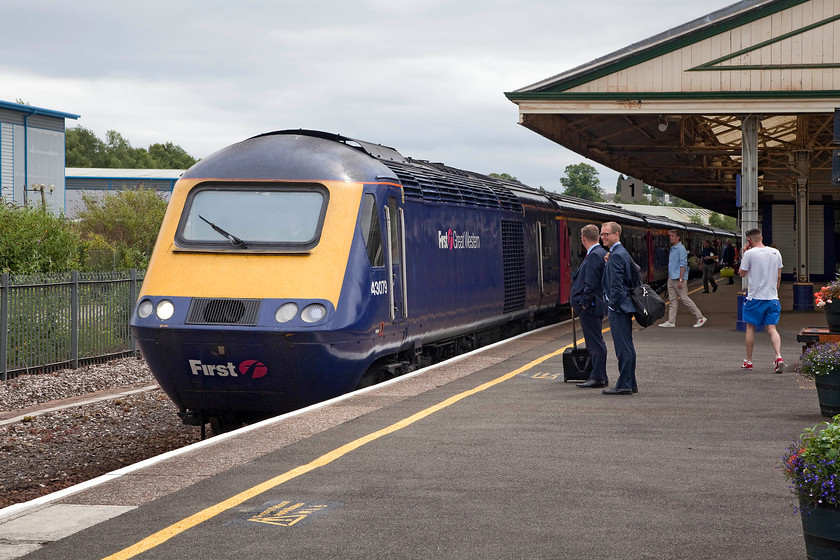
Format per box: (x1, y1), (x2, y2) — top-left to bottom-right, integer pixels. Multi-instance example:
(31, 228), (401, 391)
(658, 229), (707, 328)
(700, 239), (718, 293)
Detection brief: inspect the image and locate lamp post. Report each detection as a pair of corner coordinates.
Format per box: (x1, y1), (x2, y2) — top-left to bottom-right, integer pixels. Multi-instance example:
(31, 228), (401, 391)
(29, 183), (54, 211)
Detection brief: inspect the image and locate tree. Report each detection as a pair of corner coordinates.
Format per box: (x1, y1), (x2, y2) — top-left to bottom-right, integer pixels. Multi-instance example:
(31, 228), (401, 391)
(613, 175), (624, 203)
(708, 212), (725, 228)
(103, 130), (145, 168)
(489, 172), (518, 182)
(149, 142), (198, 169)
(560, 163), (603, 201)
(66, 127), (197, 169)
(65, 127), (104, 167)
(708, 212), (738, 230)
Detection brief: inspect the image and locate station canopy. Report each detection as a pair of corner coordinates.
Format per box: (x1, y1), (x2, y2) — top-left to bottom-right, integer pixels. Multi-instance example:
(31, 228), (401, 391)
(505, 0), (840, 216)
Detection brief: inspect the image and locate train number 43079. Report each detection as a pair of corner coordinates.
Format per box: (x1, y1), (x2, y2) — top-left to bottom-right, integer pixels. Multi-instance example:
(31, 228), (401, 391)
(370, 280), (388, 296)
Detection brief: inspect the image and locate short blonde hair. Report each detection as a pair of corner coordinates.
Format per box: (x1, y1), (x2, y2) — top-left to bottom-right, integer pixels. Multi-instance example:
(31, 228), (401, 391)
(602, 221), (621, 236)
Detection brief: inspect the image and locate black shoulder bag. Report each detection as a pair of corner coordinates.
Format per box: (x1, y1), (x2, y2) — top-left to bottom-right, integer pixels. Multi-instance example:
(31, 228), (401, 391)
(628, 259), (665, 328)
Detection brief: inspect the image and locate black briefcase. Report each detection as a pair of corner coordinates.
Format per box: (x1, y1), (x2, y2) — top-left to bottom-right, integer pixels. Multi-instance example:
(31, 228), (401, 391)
(563, 309), (593, 382)
(563, 347), (593, 382)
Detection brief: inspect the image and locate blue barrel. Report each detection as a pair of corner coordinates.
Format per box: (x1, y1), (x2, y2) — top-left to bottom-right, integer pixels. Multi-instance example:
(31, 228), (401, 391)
(794, 282), (815, 311)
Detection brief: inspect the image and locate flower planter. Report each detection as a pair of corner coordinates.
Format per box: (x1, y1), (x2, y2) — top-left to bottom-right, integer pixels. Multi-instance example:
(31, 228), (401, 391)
(815, 370), (840, 418)
(825, 301), (840, 332)
(800, 499), (840, 559)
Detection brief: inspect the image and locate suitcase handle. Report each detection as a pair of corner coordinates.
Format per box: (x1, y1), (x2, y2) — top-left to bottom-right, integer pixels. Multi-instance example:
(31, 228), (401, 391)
(571, 307), (578, 349)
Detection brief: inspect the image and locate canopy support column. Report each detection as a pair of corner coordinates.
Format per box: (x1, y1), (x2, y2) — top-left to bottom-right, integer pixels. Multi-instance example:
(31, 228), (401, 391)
(794, 150), (814, 310)
(737, 116), (759, 331)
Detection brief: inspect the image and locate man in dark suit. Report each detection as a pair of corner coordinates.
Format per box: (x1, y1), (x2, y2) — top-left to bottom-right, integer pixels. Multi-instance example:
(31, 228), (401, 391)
(569, 224), (608, 388)
(599, 221), (637, 395)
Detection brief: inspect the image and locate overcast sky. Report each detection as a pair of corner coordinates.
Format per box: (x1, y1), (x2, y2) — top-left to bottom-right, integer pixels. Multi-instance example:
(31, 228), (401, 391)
(2, 0), (738, 193)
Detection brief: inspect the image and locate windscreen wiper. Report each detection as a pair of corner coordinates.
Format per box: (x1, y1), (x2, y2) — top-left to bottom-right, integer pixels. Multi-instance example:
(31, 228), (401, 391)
(198, 215), (248, 247)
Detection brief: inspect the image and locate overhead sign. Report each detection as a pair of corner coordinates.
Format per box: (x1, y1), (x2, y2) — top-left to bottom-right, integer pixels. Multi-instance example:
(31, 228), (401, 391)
(620, 177), (644, 202)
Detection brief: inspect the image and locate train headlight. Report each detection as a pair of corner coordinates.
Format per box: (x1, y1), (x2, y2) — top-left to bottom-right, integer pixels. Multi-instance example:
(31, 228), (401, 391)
(301, 303), (327, 323)
(275, 302), (299, 323)
(156, 299), (175, 320)
(137, 299), (154, 319)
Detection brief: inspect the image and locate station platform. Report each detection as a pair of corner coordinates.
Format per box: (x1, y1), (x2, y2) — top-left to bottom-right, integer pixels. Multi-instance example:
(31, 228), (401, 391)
(0, 279), (828, 559)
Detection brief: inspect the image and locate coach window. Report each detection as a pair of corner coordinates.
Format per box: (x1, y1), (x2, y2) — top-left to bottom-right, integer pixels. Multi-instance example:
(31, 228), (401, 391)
(360, 194), (384, 267)
(387, 197), (401, 265)
(540, 222), (551, 258)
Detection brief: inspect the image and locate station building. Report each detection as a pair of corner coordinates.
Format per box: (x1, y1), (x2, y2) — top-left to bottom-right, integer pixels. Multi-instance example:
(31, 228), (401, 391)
(506, 0), (840, 304)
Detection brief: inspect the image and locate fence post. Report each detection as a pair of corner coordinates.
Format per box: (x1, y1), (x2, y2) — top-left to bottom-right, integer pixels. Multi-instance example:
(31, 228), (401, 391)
(1, 273), (7, 382)
(71, 270), (79, 369)
(130, 268), (137, 356)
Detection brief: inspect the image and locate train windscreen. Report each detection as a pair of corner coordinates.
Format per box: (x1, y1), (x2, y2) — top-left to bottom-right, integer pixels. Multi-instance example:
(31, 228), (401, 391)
(175, 183), (328, 249)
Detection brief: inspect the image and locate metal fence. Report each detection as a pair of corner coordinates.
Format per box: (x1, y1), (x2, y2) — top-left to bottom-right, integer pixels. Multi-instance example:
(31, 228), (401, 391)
(0, 269), (144, 381)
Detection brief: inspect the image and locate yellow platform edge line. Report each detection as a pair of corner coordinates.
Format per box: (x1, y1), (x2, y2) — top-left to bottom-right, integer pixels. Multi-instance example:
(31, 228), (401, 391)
(103, 341), (575, 560)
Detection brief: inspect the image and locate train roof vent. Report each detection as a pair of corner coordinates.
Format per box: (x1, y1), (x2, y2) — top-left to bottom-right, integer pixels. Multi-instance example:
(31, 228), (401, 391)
(380, 160), (521, 212)
(390, 167), (423, 199)
(426, 175), (463, 204)
(475, 180), (522, 210)
(186, 298), (261, 326)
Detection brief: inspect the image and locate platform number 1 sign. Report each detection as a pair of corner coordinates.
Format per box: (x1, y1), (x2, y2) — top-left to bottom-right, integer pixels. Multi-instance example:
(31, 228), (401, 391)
(620, 177), (644, 202)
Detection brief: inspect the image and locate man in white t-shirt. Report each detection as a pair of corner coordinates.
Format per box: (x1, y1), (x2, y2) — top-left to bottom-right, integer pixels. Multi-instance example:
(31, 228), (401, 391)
(738, 228), (784, 373)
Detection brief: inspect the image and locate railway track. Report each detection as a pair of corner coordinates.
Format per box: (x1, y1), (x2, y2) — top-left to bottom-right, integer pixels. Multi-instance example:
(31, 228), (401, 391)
(0, 359), (202, 509)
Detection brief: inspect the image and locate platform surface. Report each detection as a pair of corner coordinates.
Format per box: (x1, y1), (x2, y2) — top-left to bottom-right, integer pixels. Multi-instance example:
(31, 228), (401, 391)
(0, 279), (828, 559)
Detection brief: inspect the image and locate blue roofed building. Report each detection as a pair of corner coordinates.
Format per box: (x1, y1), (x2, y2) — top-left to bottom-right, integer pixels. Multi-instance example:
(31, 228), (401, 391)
(0, 100), (80, 215)
(64, 168), (182, 218)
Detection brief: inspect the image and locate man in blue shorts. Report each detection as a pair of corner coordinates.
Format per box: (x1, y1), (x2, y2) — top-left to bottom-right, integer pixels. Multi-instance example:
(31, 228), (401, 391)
(738, 228), (784, 373)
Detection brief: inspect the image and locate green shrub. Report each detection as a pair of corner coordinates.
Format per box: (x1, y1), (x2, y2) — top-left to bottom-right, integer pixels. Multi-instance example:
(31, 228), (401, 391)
(0, 206), (82, 273)
(75, 188), (167, 270)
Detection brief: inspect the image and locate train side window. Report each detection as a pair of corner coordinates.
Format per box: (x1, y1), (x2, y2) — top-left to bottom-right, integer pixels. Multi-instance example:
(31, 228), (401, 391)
(360, 194), (384, 267)
(387, 197), (401, 265)
(540, 223), (550, 258)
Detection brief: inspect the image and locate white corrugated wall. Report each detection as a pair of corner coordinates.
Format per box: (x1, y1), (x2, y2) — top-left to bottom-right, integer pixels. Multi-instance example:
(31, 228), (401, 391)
(771, 203), (825, 279)
(1, 123), (12, 203)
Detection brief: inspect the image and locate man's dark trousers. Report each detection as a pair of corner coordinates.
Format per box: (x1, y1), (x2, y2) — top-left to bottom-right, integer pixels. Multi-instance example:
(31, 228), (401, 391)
(579, 308), (607, 382)
(608, 309), (636, 391)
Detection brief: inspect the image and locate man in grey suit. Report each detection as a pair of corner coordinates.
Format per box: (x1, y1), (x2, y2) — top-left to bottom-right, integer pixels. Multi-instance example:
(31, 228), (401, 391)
(569, 224), (608, 388)
(600, 221), (637, 395)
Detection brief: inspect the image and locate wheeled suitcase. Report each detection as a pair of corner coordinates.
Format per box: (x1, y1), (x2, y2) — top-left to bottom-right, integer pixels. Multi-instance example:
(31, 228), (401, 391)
(563, 308), (593, 382)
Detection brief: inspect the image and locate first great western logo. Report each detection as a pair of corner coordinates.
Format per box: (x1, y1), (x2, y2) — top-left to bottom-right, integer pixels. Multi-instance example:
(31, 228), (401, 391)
(437, 229), (480, 250)
(189, 359), (268, 379)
